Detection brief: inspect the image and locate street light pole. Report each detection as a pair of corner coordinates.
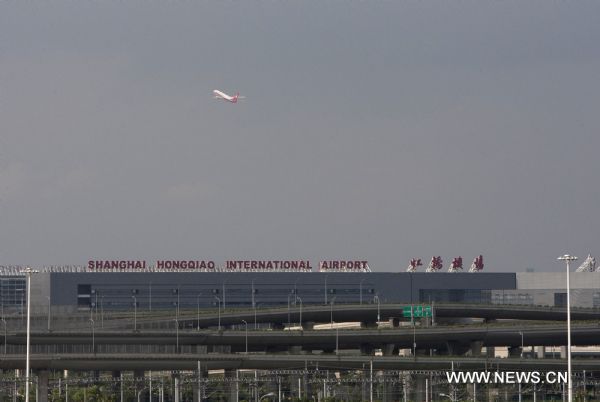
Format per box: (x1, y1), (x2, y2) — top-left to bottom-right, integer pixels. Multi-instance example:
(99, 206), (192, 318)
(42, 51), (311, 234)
(360, 279), (365, 305)
(287, 293), (293, 328)
(197, 294), (202, 331)
(558, 254), (577, 402)
(519, 331), (524, 355)
(90, 319), (95, 355)
(132, 295), (137, 332)
(174, 318), (179, 353)
(296, 296), (303, 329)
(222, 281), (226, 309)
(518, 331), (524, 402)
(242, 320), (248, 354)
(214, 296), (221, 330)
(22, 267), (38, 402)
(330, 297), (336, 329)
(254, 301), (258, 330)
(47, 296), (51, 332)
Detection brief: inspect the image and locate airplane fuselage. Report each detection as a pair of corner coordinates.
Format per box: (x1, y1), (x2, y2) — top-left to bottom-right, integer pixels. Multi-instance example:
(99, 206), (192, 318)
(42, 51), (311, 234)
(213, 90), (239, 103)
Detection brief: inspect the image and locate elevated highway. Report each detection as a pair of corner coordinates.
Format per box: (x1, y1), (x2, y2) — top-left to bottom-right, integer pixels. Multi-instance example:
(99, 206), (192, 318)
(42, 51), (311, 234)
(173, 303), (600, 329)
(4, 323), (600, 352)
(12, 304), (600, 332)
(0, 353), (599, 372)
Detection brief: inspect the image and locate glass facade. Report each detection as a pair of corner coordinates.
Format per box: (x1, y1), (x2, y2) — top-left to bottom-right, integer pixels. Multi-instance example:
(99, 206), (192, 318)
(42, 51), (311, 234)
(419, 289), (492, 304)
(0, 277), (26, 311)
(77, 282), (378, 310)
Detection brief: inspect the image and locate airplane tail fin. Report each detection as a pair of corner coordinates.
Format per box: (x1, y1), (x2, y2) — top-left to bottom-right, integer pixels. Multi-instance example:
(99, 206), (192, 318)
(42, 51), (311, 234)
(232, 93), (239, 103)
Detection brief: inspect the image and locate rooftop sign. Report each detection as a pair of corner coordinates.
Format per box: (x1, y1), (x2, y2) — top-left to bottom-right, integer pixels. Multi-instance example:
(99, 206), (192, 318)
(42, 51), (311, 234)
(84, 259), (370, 272)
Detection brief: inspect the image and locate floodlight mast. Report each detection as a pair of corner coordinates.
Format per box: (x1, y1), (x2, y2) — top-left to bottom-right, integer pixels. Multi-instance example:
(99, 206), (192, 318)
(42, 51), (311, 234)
(22, 267), (39, 402)
(558, 254), (577, 402)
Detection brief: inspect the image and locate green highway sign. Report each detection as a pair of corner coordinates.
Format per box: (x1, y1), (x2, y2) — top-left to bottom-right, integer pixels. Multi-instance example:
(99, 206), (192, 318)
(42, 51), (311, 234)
(402, 305), (432, 318)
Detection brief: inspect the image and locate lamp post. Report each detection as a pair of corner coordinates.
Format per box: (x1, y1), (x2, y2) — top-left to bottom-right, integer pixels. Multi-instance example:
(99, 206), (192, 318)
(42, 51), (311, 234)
(222, 281), (226, 309)
(296, 296), (303, 329)
(90, 319), (95, 355)
(359, 279), (365, 305)
(197, 294), (202, 331)
(519, 330), (524, 402)
(22, 266), (38, 402)
(174, 318), (179, 353)
(132, 295), (137, 332)
(47, 296), (51, 332)
(214, 296), (221, 330)
(330, 297), (336, 329)
(287, 293), (293, 328)
(558, 254), (577, 402)
(242, 320), (248, 354)
(519, 331), (524, 355)
(254, 301), (259, 330)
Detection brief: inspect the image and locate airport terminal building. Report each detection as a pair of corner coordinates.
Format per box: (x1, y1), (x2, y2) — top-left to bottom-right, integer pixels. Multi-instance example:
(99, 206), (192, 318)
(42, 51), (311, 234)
(2, 259), (600, 314)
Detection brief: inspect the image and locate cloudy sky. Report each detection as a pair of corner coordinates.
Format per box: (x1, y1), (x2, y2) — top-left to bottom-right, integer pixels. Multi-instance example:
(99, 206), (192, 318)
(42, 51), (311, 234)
(1, 1), (599, 272)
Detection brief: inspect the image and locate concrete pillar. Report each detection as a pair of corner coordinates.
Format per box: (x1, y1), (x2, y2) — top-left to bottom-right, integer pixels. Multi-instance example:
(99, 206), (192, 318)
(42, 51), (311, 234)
(289, 374), (301, 399)
(445, 341), (459, 355)
(467, 381), (477, 402)
(536, 346), (546, 359)
(360, 344), (374, 355)
(288, 345), (303, 354)
(486, 346), (496, 358)
(224, 369), (238, 402)
(361, 369), (369, 402)
(560, 346), (567, 359)
(414, 374), (428, 402)
(382, 344), (395, 356)
(134, 369), (145, 400)
(133, 370), (144, 400)
(173, 373), (181, 402)
(389, 318), (400, 327)
(469, 341), (483, 357)
(271, 323), (285, 330)
(383, 371), (402, 402)
(37, 370), (49, 402)
(381, 371), (392, 402)
(194, 363), (208, 402)
(508, 346), (522, 358)
(361, 321), (378, 329)
(192, 382), (199, 402)
(109, 371), (121, 396)
(302, 321), (315, 330)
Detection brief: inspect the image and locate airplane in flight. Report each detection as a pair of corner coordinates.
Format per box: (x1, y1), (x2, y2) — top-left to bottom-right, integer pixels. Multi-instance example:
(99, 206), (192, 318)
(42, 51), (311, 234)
(213, 89), (245, 103)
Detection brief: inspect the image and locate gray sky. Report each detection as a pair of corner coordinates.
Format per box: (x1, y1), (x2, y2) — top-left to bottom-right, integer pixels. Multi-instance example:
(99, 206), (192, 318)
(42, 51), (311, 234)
(1, 1), (599, 272)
